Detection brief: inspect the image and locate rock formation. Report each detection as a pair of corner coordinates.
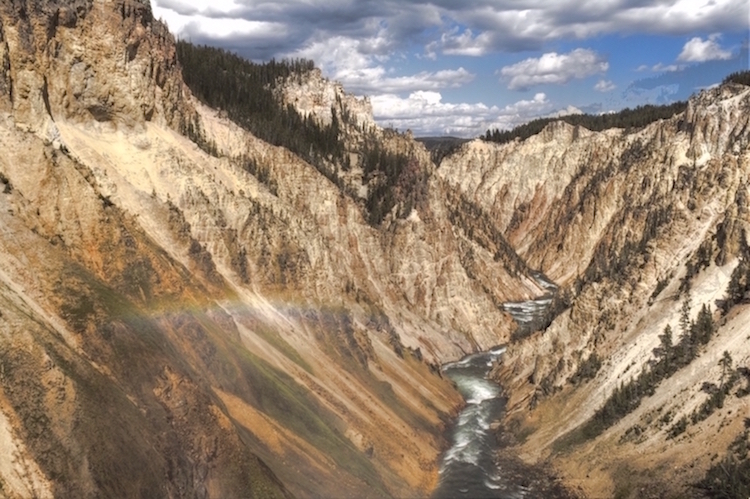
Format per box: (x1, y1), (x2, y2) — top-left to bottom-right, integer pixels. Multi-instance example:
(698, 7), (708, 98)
(1, 1), (749, 498)
(441, 82), (750, 497)
(0, 1), (540, 497)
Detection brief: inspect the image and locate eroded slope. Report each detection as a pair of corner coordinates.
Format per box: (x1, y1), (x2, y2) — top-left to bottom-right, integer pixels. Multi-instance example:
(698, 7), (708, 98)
(0, 1), (545, 497)
(442, 82), (750, 497)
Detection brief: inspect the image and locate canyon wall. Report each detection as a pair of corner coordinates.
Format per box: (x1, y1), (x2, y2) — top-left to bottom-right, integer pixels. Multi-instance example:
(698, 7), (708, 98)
(0, 1), (544, 497)
(2, 1), (749, 497)
(441, 82), (750, 498)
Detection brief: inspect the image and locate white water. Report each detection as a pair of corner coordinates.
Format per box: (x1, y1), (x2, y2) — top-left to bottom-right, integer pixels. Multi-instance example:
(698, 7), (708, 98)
(433, 273), (557, 498)
(433, 347), (525, 498)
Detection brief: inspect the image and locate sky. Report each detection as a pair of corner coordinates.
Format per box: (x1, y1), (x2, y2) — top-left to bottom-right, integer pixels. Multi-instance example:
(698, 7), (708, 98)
(152, 0), (750, 138)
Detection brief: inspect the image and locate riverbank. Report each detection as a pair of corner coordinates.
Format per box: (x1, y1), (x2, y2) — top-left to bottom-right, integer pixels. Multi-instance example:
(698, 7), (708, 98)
(433, 344), (582, 498)
(491, 417), (582, 499)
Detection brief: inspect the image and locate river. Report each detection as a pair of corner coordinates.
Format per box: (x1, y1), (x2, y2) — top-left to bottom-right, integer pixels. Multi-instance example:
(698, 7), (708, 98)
(432, 275), (563, 498)
(432, 346), (518, 498)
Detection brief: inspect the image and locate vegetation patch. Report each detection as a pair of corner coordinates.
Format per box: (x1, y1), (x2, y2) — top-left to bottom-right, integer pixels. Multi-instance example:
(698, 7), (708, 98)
(697, 424), (750, 498)
(415, 136), (468, 165)
(583, 202), (674, 287)
(721, 251), (750, 315)
(231, 345), (389, 495)
(238, 154), (278, 196)
(570, 352), (602, 385)
(0, 170), (12, 193)
(690, 352), (739, 425)
(444, 188), (531, 278)
(176, 42), (345, 172)
(679, 238), (714, 295)
(561, 298), (716, 444)
(176, 41), (423, 228)
(481, 101), (687, 145)
(361, 140), (420, 225)
(723, 70), (750, 86)
(181, 117), (219, 157)
(242, 316), (313, 373)
(666, 351), (750, 439)
(648, 272), (672, 305)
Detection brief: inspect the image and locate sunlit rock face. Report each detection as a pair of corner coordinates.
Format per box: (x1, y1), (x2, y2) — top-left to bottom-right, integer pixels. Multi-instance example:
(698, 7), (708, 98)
(277, 67), (376, 132)
(0, 1), (550, 498)
(3, 1), (749, 498)
(442, 82), (750, 498)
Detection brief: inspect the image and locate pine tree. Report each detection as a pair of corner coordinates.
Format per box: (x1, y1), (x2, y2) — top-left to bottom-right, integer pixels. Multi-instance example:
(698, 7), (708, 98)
(694, 304), (715, 346)
(679, 294), (692, 335)
(657, 324), (674, 375)
(719, 350), (733, 389)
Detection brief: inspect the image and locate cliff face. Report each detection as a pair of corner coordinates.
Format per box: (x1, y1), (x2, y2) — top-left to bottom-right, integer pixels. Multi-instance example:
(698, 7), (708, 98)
(0, 2), (547, 498)
(277, 67), (376, 132)
(4, 2), (749, 498)
(441, 83), (750, 497)
(1, 0), (194, 134)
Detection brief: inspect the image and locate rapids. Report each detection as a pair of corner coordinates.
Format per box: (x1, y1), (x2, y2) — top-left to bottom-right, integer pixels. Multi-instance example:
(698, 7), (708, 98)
(431, 347), (519, 498)
(433, 275), (557, 498)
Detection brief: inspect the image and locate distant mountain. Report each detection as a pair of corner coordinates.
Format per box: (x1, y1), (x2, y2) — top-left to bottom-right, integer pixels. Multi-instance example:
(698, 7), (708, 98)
(415, 136), (470, 164)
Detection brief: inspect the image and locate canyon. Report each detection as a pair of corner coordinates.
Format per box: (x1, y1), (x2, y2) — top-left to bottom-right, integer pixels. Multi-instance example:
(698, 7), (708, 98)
(0, 1), (748, 498)
(442, 83), (750, 497)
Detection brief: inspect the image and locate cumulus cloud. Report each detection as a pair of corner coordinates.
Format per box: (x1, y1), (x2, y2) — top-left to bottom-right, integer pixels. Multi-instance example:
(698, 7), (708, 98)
(422, 0), (748, 56)
(153, 0), (749, 62)
(437, 28), (495, 57)
(288, 36), (475, 95)
(343, 67), (476, 95)
(151, 0), (748, 137)
(548, 105), (584, 117)
(594, 79), (616, 92)
(371, 92), (552, 137)
(678, 34), (733, 62)
(499, 49), (609, 90)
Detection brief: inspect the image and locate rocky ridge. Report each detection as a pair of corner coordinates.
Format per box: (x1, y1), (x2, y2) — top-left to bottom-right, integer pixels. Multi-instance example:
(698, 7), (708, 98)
(0, 1), (546, 498)
(277, 67), (376, 132)
(1, 1), (749, 497)
(440, 82), (750, 497)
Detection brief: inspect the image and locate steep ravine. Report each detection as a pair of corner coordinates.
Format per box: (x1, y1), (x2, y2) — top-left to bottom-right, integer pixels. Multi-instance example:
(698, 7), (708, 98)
(1, 1), (750, 498)
(434, 277), (574, 499)
(0, 1), (544, 498)
(442, 81), (750, 498)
